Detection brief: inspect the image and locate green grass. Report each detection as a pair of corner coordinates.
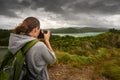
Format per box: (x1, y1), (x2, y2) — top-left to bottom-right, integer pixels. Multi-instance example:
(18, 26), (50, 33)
(1, 47), (120, 80)
(53, 48), (120, 80)
(101, 62), (120, 80)
(0, 48), (7, 61)
(54, 48), (107, 67)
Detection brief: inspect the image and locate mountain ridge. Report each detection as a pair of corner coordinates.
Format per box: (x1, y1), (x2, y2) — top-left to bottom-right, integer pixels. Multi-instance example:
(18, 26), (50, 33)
(49, 27), (109, 33)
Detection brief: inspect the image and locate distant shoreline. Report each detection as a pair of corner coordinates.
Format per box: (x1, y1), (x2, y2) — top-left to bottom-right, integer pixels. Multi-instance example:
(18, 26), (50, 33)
(53, 32), (104, 37)
(53, 32), (104, 34)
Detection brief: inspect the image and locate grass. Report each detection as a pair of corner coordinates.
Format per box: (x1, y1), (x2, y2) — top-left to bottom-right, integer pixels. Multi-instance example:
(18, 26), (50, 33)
(0, 43), (120, 80)
(101, 62), (120, 80)
(52, 48), (120, 80)
(0, 48), (7, 61)
(54, 48), (107, 67)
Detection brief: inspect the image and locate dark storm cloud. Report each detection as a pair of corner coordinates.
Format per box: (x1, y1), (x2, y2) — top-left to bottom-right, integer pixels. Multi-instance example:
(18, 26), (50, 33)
(0, 0), (65, 17)
(0, 0), (17, 17)
(28, 0), (120, 15)
(31, 0), (65, 13)
(0, 0), (120, 17)
(0, 0), (31, 17)
(71, 0), (120, 15)
(0, 0), (18, 17)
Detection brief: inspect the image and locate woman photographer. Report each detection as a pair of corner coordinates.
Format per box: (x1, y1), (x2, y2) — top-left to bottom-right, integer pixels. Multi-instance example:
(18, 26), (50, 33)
(8, 17), (56, 80)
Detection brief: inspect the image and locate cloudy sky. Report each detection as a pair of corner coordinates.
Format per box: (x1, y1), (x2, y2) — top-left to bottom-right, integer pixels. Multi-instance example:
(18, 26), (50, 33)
(0, 0), (120, 29)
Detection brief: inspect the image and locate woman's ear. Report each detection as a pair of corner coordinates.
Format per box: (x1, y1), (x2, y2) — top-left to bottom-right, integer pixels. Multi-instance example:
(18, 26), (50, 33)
(34, 27), (38, 32)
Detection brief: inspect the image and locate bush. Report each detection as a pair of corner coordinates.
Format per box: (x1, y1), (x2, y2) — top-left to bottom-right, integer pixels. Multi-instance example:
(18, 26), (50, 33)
(102, 63), (120, 80)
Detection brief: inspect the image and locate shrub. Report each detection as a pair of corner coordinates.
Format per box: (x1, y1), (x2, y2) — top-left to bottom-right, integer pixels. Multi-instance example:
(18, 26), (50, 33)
(102, 63), (120, 80)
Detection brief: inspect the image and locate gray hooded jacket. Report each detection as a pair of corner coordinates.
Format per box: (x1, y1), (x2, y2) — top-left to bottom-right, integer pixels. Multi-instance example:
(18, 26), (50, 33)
(8, 33), (56, 80)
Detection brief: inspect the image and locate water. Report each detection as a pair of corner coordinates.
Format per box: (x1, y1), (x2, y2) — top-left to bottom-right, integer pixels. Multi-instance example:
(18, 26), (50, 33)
(53, 32), (104, 37)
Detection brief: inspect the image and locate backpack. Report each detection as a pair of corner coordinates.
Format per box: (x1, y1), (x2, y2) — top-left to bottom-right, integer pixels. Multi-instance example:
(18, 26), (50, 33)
(0, 39), (38, 80)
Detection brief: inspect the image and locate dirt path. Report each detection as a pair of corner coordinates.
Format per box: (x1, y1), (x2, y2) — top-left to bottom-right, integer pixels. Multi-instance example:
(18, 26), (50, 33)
(48, 64), (108, 80)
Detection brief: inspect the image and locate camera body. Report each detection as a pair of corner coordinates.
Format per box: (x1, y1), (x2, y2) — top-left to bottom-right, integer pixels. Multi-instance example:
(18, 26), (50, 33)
(38, 29), (51, 39)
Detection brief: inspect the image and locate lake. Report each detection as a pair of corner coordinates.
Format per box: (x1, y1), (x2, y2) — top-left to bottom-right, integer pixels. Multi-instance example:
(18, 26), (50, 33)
(53, 32), (104, 37)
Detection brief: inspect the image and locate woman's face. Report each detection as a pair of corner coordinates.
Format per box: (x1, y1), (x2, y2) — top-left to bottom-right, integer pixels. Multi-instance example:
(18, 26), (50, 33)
(36, 27), (40, 38)
(32, 27), (40, 38)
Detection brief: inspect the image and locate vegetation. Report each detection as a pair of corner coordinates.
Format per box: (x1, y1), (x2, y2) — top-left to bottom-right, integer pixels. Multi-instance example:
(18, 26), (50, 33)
(0, 28), (120, 80)
(50, 29), (120, 80)
(0, 29), (12, 46)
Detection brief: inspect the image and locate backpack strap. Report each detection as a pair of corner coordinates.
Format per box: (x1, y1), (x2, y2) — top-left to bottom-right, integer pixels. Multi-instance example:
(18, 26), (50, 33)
(22, 39), (39, 55)
(14, 39), (39, 80)
(14, 39), (39, 67)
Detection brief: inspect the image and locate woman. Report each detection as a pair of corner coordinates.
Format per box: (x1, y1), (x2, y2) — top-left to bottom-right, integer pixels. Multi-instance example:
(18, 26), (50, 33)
(8, 17), (56, 80)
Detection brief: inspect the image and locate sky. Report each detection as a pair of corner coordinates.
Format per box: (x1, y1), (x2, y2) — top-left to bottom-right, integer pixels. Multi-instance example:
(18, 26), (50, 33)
(0, 0), (120, 29)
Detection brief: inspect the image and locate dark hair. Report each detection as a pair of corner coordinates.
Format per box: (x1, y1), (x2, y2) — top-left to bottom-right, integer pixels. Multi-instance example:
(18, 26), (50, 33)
(13, 17), (40, 34)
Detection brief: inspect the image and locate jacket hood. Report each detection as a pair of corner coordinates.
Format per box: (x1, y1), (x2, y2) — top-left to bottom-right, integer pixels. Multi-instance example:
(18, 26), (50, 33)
(8, 33), (36, 54)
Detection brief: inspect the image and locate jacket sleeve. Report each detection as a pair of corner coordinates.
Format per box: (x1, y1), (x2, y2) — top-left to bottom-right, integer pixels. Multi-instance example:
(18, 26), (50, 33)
(40, 42), (56, 64)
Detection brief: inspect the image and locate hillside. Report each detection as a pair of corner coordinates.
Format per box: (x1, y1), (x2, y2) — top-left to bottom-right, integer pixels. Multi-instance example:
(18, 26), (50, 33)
(50, 27), (108, 33)
(0, 28), (120, 80)
(48, 29), (120, 80)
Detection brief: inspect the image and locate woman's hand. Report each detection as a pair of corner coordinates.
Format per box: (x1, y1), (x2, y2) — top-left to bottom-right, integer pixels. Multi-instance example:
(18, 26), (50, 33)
(44, 30), (53, 52)
(44, 30), (50, 42)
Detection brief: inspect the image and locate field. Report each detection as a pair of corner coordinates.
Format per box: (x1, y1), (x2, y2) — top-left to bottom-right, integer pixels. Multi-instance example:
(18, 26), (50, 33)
(0, 29), (120, 80)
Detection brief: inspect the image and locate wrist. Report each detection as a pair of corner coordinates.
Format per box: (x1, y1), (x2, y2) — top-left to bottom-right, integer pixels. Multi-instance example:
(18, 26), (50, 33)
(45, 40), (49, 43)
(45, 40), (53, 52)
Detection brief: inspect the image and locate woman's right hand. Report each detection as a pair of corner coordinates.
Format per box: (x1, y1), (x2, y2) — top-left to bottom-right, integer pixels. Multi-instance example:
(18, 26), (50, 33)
(44, 30), (53, 52)
(44, 30), (50, 42)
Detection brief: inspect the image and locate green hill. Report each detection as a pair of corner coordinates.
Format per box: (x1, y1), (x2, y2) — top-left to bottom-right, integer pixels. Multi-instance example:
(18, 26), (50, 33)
(0, 29), (12, 46)
(50, 27), (108, 33)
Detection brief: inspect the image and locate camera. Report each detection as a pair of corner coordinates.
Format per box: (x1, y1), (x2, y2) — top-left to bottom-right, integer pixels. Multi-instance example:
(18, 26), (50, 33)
(38, 29), (51, 39)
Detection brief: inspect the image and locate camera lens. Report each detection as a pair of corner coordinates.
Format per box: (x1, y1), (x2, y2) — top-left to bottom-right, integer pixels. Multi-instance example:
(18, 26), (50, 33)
(38, 29), (52, 39)
(38, 29), (51, 39)
(38, 30), (45, 38)
(43, 30), (48, 34)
